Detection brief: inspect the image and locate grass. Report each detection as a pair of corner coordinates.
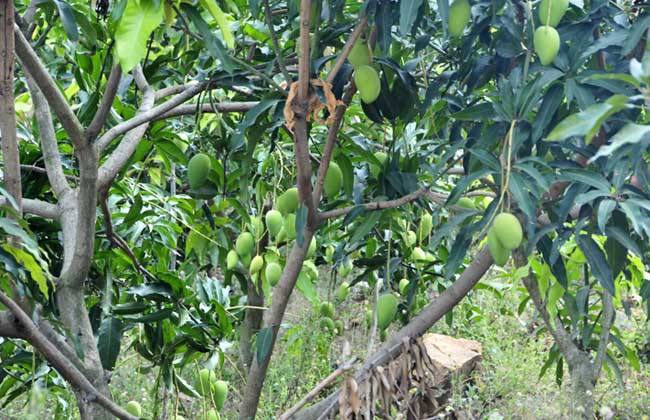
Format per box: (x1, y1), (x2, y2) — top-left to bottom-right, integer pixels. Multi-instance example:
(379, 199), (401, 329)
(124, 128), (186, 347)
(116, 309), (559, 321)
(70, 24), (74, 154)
(3, 273), (650, 419)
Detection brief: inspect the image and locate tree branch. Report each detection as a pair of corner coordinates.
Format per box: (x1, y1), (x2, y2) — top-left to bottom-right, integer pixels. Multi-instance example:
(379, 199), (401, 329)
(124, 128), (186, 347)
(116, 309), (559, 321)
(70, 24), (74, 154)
(0, 291), (138, 420)
(1, 1), (22, 212)
(0, 196), (59, 218)
(326, 15), (368, 84)
(263, 0), (291, 84)
(95, 81), (207, 152)
(86, 65), (122, 141)
(154, 101), (259, 120)
(25, 71), (71, 196)
(13, 24), (85, 148)
(97, 66), (155, 192)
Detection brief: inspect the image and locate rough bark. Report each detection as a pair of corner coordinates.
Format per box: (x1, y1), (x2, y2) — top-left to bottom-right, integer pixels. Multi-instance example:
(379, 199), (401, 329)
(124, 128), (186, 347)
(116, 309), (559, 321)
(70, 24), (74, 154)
(0, 0), (22, 211)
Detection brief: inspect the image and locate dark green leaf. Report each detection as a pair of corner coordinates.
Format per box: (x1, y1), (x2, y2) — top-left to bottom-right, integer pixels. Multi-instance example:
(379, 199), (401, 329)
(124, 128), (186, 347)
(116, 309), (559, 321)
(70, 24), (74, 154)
(576, 234), (614, 295)
(399, 0), (423, 35)
(97, 317), (123, 371)
(256, 327), (274, 364)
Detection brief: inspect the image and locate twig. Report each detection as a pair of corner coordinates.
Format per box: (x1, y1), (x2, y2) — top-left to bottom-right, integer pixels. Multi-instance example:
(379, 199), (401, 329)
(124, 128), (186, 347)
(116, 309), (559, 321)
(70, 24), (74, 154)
(278, 358), (357, 420)
(263, 0), (291, 83)
(87, 65), (122, 141)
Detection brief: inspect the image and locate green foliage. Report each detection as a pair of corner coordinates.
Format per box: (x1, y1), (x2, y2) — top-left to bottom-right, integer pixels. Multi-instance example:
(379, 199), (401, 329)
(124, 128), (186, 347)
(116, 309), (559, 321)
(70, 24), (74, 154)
(114, 0), (163, 72)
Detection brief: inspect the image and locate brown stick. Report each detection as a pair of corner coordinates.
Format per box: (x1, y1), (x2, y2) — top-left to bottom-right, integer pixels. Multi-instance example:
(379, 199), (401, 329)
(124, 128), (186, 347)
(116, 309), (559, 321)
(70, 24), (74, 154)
(279, 358), (357, 420)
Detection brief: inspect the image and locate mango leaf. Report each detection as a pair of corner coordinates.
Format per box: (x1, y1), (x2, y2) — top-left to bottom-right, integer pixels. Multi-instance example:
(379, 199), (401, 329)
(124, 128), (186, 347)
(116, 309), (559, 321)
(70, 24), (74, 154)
(296, 271), (318, 305)
(183, 4), (234, 73)
(576, 234), (614, 295)
(399, 0), (423, 35)
(53, 0), (79, 42)
(4, 247), (49, 296)
(256, 327), (274, 364)
(199, 0), (234, 49)
(589, 124), (650, 162)
(97, 317), (123, 371)
(114, 0), (164, 72)
(546, 95), (629, 144)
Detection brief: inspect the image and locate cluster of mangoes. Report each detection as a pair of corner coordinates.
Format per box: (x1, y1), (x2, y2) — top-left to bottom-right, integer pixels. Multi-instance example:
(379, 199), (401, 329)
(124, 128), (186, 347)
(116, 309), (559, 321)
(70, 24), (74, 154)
(319, 300), (344, 335)
(348, 37), (381, 103)
(486, 212), (523, 266)
(195, 368), (229, 417)
(534, 0), (568, 65)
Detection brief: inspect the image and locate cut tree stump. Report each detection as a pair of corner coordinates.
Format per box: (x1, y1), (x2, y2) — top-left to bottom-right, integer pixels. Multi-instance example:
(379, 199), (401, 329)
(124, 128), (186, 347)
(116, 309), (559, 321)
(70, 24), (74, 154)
(420, 333), (483, 417)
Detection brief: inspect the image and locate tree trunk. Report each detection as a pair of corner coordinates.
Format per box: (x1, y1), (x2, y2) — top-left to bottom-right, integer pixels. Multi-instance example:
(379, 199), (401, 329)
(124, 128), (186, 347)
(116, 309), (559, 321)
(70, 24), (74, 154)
(239, 277), (264, 372)
(567, 353), (596, 419)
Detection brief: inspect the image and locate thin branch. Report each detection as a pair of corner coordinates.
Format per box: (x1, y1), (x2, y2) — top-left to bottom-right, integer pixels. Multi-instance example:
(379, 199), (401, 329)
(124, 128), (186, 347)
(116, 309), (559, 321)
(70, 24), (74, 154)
(20, 164), (76, 180)
(97, 66), (155, 192)
(86, 65), (122, 141)
(95, 81), (207, 152)
(25, 72), (71, 196)
(319, 187), (434, 221)
(0, 196), (59, 218)
(154, 101), (259, 120)
(326, 15), (368, 84)
(593, 290), (614, 377)
(0, 291), (138, 420)
(1, 1), (22, 212)
(13, 24), (85, 148)
(263, 0), (291, 84)
(279, 358), (357, 420)
(312, 85), (356, 205)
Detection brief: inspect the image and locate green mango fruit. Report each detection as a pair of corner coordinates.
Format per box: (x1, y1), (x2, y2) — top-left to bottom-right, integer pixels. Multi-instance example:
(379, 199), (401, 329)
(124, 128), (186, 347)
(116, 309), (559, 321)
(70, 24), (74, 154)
(324, 162), (343, 199)
(196, 368), (216, 396)
(377, 293), (399, 330)
(335, 320), (344, 335)
(354, 65), (381, 104)
(487, 228), (510, 267)
(320, 316), (335, 332)
(411, 246), (427, 261)
(534, 26), (560, 66)
(538, 0), (569, 27)
(449, 0), (471, 37)
(337, 282), (350, 301)
(226, 250), (239, 270)
(492, 212), (523, 250)
(235, 232), (255, 257)
(457, 197), (476, 209)
(370, 151), (388, 178)
(277, 187), (299, 215)
(187, 153), (211, 189)
(211, 380), (228, 411)
(348, 38), (371, 68)
(249, 255), (264, 274)
(405, 230), (417, 247)
(319, 301), (335, 318)
(418, 213), (433, 243)
(399, 278), (410, 296)
(205, 409), (218, 420)
(265, 262), (282, 286)
(126, 401), (142, 417)
(265, 210), (284, 238)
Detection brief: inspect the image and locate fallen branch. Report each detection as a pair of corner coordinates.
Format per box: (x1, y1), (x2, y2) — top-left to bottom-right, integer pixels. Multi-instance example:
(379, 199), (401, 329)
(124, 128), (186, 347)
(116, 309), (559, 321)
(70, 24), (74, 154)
(279, 358), (357, 420)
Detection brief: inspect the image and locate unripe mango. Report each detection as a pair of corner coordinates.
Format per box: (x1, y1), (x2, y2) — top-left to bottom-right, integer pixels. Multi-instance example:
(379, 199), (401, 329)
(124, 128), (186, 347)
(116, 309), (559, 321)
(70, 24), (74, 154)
(265, 210), (284, 238)
(411, 246), (427, 261)
(538, 0), (568, 27)
(187, 153), (211, 189)
(449, 0), (471, 38)
(405, 230), (417, 247)
(399, 278), (410, 296)
(277, 187), (299, 215)
(235, 232), (255, 256)
(226, 250), (239, 270)
(377, 293), (399, 330)
(492, 212), (523, 250)
(265, 262), (282, 286)
(196, 368), (216, 396)
(206, 409), (218, 420)
(284, 214), (297, 240)
(457, 197), (476, 209)
(251, 217), (264, 240)
(335, 320), (344, 335)
(303, 260), (318, 280)
(418, 213), (433, 243)
(126, 400), (142, 417)
(354, 65), (381, 104)
(249, 255), (264, 274)
(337, 282), (350, 301)
(320, 301), (335, 318)
(487, 228), (510, 267)
(324, 162), (343, 199)
(348, 38), (371, 68)
(211, 380), (228, 411)
(320, 316), (335, 332)
(534, 26), (560, 66)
